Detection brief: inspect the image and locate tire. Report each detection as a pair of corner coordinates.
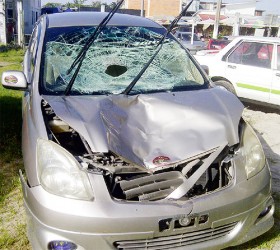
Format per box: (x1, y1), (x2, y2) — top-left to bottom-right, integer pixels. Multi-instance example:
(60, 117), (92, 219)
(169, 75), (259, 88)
(214, 80), (236, 95)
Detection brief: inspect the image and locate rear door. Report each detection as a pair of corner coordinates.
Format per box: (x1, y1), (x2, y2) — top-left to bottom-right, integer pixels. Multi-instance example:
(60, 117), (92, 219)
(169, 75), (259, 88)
(224, 40), (273, 103)
(269, 44), (280, 105)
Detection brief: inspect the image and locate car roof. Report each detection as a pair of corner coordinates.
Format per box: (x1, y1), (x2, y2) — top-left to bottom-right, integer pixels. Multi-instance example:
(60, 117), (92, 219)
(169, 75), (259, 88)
(234, 36), (280, 43)
(46, 12), (163, 28)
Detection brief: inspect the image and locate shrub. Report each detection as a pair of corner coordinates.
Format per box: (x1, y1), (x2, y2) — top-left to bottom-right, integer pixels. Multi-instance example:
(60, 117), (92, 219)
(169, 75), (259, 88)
(0, 43), (22, 53)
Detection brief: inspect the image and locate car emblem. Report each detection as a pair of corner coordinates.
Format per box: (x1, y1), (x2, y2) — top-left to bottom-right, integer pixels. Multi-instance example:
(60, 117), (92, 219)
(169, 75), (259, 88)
(153, 156), (170, 165)
(4, 75), (18, 84)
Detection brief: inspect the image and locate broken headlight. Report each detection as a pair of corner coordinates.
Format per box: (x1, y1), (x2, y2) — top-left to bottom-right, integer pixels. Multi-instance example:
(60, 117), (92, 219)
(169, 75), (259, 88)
(37, 138), (94, 200)
(240, 122), (265, 179)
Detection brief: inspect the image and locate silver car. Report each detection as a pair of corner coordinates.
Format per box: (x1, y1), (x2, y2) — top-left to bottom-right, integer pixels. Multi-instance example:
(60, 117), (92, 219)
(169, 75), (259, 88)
(174, 31), (206, 54)
(1, 12), (274, 250)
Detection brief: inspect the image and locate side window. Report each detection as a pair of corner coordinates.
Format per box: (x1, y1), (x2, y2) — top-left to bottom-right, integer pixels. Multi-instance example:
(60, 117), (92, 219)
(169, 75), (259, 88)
(277, 45), (280, 70)
(227, 42), (249, 64)
(30, 28), (38, 67)
(228, 41), (272, 68)
(28, 24), (41, 77)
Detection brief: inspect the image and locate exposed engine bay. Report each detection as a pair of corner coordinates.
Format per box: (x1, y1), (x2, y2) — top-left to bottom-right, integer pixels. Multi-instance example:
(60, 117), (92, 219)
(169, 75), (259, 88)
(42, 100), (235, 202)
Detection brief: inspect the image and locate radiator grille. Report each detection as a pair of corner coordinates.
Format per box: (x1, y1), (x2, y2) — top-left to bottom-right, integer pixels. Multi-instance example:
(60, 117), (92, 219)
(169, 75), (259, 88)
(114, 222), (237, 250)
(119, 171), (185, 201)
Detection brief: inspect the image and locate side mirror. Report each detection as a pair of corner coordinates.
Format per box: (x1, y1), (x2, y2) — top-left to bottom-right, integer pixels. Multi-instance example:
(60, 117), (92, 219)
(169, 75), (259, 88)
(201, 65), (209, 75)
(1, 70), (28, 90)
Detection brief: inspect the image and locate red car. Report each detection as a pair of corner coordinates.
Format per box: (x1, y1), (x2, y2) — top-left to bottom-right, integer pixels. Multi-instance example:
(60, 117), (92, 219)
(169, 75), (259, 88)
(207, 38), (231, 50)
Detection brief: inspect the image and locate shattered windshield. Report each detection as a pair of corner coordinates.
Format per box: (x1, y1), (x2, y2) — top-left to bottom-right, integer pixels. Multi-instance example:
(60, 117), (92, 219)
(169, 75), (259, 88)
(41, 25), (206, 95)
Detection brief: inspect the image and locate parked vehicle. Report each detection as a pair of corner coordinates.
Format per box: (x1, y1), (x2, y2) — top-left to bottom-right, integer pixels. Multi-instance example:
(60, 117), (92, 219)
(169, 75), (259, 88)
(176, 25), (193, 33)
(174, 31), (206, 54)
(41, 7), (62, 15)
(1, 12), (274, 250)
(207, 38), (231, 50)
(195, 36), (280, 106)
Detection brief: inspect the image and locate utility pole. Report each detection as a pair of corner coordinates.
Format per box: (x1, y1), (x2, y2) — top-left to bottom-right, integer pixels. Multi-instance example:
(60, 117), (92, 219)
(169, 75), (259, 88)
(140, 0), (144, 17)
(213, 0), (222, 39)
(233, 12), (240, 36)
(17, 0), (24, 47)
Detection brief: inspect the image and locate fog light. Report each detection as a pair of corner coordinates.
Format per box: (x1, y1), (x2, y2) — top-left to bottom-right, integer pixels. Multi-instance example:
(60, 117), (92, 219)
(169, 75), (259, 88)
(179, 217), (191, 226)
(258, 205), (272, 219)
(48, 241), (77, 250)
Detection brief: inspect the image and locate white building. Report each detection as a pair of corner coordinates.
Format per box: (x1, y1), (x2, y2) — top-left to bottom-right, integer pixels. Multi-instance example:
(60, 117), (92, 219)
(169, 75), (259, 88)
(184, 0), (279, 37)
(0, 1), (7, 44)
(23, 0), (41, 35)
(198, 0), (260, 16)
(0, 0), (41, 45)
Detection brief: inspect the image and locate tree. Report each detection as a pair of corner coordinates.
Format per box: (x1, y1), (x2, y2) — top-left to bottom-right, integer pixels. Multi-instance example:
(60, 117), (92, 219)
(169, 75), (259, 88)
(72, 0), (86, 11)
(109, 1), (118, 8)
(44, 2), (61, 7)
(92, 1), (102, 8)
(65, 2), (76, 8)
(73, 0), (86, 7)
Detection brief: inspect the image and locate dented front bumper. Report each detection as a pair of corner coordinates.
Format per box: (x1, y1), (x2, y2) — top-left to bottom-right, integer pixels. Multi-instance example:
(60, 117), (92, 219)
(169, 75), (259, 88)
(20, 162), (274, 250)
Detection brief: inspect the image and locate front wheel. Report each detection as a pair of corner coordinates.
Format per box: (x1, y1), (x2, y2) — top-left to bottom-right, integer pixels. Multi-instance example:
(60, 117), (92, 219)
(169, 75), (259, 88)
(214, 80), (236, 95)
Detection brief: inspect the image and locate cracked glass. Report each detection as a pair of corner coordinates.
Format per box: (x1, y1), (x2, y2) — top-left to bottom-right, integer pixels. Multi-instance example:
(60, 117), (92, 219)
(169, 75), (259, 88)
(41, 26), (206, 95)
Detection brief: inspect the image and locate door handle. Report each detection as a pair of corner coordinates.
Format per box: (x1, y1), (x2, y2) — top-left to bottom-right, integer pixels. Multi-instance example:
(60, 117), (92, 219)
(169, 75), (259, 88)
(227, 65), (236, 69)
(276, 73), (280, 77)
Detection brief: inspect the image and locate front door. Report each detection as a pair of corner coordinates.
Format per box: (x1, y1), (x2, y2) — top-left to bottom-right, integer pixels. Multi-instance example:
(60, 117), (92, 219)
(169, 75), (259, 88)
(225, 41), (273, 104)
(269, 44), (280, 105)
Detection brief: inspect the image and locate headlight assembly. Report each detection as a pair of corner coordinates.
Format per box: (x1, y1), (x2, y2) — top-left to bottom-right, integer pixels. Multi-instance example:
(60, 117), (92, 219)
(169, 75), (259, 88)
(37, 138), (94, 200)
(240, 121), (265, 179)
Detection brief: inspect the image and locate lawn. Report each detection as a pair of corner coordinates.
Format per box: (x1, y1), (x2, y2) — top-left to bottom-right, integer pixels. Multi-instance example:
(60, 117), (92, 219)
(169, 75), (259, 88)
(0, 48), (31, 249)
(0, 48), (279, 250)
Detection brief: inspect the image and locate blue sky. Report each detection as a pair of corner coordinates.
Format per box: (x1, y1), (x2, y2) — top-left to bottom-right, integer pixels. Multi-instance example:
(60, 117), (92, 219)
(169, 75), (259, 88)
(41, 0), (280, 15)
(222, 0), (280, 15)
(256, 0), (280, 14)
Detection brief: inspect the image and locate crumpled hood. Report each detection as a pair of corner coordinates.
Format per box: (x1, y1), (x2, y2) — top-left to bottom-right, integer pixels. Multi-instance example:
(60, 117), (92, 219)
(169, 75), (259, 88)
(43, 88), (243, 170)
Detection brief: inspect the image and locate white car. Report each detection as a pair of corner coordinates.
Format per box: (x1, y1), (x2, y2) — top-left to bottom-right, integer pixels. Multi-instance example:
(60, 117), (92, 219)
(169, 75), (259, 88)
(195, 36), (280, 106)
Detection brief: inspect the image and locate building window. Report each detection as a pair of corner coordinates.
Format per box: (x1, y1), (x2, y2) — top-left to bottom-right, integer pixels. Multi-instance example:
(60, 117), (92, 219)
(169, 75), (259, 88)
(7, 9), (13, 19)
(255, 10), (263, 16)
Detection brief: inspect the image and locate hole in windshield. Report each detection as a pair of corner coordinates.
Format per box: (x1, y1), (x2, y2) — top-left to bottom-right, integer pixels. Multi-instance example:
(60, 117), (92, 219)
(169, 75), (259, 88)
(105, 64), (127, 77)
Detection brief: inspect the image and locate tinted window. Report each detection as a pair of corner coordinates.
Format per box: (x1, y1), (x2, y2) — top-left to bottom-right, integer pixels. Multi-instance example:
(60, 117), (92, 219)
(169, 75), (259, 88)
(228, 41), (272, 68)
(28, 24), (40, 78)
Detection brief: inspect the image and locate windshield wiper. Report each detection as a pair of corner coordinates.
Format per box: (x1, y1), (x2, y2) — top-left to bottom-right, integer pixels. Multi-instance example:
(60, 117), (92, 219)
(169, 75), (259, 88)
(122, 0), (194, 95)
(64, 0), (125, 96)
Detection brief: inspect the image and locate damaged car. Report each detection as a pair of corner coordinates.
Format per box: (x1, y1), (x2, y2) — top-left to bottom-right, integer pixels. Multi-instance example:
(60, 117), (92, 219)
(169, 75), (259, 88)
(1, 7), (274, 250)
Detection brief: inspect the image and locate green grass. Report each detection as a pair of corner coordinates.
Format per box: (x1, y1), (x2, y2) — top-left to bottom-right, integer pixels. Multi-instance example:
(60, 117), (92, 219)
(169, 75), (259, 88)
(0, 49), (23, 197)
(0, 48), (24, 64)
(227, 192), (280, 250)
(0, 49), (279, 249)
(0, 48), (30, 249)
